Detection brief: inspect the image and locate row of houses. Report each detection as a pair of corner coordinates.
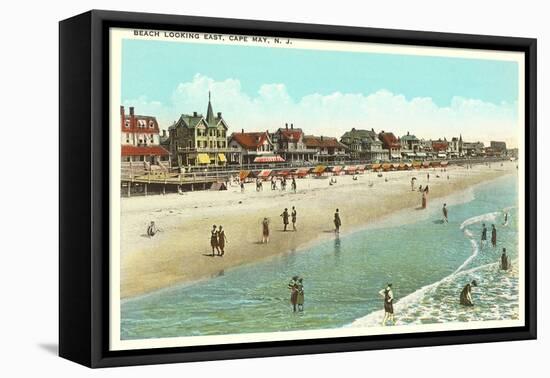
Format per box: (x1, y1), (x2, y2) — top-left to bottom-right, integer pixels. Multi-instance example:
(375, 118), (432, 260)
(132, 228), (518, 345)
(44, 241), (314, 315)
(120, 93), (510, 171)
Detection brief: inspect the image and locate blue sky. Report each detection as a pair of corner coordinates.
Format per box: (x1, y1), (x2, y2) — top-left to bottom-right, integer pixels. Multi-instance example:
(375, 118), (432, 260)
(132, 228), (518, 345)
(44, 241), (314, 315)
(121, 39), (520, 146)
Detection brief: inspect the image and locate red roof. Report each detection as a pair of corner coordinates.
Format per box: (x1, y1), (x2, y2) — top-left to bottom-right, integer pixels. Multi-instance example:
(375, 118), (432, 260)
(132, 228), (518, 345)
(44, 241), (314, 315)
(379, 132), (400, 149)
(230, 132), (270, 150)
(254, 155), (285, 163)
(277, 128), (303, 142)
(121, 145), (170, 156)
(432, 141), (449, 152)
(120, 106), (160, 133)
(304, 135), (346, 149)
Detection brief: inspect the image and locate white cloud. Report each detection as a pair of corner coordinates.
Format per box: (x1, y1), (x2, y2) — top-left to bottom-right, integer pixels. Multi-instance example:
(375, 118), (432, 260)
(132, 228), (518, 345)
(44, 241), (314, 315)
(123, 74), (519, 147)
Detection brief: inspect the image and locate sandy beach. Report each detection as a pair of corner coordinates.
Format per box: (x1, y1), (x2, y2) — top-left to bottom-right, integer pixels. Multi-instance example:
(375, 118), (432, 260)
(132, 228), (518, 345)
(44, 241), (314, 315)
(120, 161), (516, 299)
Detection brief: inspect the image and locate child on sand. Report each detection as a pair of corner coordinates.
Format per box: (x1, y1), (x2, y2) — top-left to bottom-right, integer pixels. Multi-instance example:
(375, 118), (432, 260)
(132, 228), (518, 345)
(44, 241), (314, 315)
(147, 221), (159, 237)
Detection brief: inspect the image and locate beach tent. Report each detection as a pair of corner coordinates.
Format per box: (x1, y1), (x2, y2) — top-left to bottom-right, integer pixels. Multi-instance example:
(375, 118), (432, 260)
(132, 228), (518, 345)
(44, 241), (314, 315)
(412, 161), (421, 169)
(405, 163), (413, 170)
(440, 161), (449, 167)
(422, 161), (430, 168)
(430, 161), (441, 167)
(355, 164), (366, 172)
(277, 170), (291, 177)
(239, 170), (251, 181)
(392, 163), (401, 170)
(371, 163), (382, 172)
(210, 182), (227, 191)
(312, 165), (327, 175)
(257, 169), (272, 179)
(344, 165), (357, 174)
(293, 168), (310, 178)
(382, 163), (392, 171)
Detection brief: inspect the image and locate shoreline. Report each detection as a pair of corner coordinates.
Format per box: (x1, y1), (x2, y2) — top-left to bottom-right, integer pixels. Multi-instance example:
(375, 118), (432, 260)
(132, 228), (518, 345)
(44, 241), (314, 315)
(120, 162), (517, 299)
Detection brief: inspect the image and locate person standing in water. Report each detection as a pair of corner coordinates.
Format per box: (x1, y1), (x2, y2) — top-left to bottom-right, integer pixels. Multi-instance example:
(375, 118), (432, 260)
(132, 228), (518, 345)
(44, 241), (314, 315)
(500, 248), (511, 271)
(288, 276), (299, 312)
(421, 186), (429, 209)
(261, 217), (270, 244)
(459, 280), (478, 306)
(280, 208), (289, 231)
(379, 283), (395, 326)
(481, 223), (488, 248)
(217, 225), (228, 256)
(210, 225), (219, 256)
(334, 208), (342, 233)
(291, 206), (297, 231)
(503, 212), (509, 226)
(442, 203), (448, 223)
(296, 277), (305, 312)
(491, 224), (497, 248)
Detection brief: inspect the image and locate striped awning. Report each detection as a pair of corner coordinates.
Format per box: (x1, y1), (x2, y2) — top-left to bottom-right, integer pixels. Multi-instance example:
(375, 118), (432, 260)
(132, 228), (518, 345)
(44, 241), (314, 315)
(258, 169), (272, 178)
(197, 153), (210, 164)
(253, 155), (285, 163)
(331, 166), (343, 173)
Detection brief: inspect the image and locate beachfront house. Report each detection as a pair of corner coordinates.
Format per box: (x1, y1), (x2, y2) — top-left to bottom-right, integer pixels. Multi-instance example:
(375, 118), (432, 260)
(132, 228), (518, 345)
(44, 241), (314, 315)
(431, 138), (450, 159)
(340, 128), (389, 162)
(167, 92), (230, 168)
(449, 135), (464, 158)
(120, 106), (170, 168)
(271, 123), (317, 164)
(400, 131), (421, 160)
(303, 135), (349, 163)
(488, 141), (507, 157)
(228, 130), (282, 165)
(462, 141), (485, 157)
(378, 131), (401, 160)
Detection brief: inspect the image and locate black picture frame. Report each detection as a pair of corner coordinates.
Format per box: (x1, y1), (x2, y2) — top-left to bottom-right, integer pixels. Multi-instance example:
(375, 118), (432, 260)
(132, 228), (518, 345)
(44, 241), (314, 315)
(59, 9), (537, 368)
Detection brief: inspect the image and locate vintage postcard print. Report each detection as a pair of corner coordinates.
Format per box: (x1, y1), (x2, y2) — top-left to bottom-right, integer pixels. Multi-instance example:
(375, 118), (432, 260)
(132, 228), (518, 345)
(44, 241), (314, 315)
(108, 27), (525, 351)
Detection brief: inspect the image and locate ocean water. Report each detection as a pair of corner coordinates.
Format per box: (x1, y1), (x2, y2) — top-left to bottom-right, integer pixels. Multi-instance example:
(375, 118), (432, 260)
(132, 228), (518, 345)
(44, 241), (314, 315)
(121, 173), (519, 339)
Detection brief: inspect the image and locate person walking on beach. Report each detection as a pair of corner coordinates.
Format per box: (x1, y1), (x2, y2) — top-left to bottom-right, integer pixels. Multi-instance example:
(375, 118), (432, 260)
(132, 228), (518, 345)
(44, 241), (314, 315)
(147, 221), (159, 238)
(442, 203), (448, 223)
(334, 208), (342, 233)
(500, 248), (511, 271)
(481, 223), (488, 248)
(280, 208), (290, 231)
(288, 276), (299, 312)
(427, 172), (430, 181)
(291, 177), (297, 193)
(217, 225), (228, 256)
(411, 177), (416, 191)
(296, 277), (305, 312)
(291, 206), (297, 231)
(240, 181), (245, 193)
(210, 225), (219, 256)
(271, 176), (276, 190)
(459, 280), (478, 306)
(379, 283), (395, 326)
(491, 224), (497, 248)
(261, 217), (270, 244)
